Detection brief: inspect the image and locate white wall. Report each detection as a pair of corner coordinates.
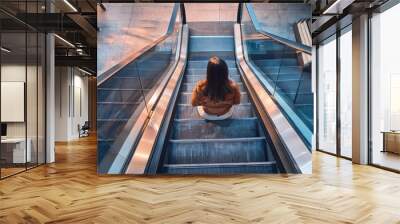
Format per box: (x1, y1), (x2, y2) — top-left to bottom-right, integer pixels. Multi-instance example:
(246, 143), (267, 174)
(1, 65), (26, 138)
(1, 65), (37, 138)
(1, 63), (46, 163)
(71, 73), (89, 138)
(55, 66), (68, 141)
(54, 67), (89, 141)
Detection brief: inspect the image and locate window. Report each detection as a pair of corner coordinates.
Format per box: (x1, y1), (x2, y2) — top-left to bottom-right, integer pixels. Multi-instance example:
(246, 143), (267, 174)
(370, 3), (400, 171)
(318, 35), (337, 154)
(339, 26), (352, 158)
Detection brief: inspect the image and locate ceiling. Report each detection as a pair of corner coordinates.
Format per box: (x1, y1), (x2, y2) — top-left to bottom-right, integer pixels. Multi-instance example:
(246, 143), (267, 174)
(0, 0), (97, 74)
(310, 0), (390, 43)
(1, 0), (394, 74)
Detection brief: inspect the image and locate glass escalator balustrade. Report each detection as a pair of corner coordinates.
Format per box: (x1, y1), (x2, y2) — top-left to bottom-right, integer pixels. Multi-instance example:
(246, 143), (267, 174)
(240, 6), (313, 147)
(97, 14), (181, 166)
(246, 39), (313, 129)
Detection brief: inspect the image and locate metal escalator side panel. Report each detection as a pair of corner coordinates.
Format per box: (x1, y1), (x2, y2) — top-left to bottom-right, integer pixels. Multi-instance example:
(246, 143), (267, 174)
(125, 25), (189, 175)
(234, 24), (311, 174)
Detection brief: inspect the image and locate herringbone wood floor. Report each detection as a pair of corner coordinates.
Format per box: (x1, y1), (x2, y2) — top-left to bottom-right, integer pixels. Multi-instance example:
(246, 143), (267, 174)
(0, 135), (399, 224)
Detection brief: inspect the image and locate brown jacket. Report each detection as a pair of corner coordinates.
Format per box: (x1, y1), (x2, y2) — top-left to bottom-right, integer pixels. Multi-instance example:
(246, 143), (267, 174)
(191, 80), (241, 116)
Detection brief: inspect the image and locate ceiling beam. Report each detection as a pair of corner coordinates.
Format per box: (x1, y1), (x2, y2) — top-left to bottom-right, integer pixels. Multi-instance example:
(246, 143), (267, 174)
(67, 13), (97, 39)
(55, 55), (96, 71)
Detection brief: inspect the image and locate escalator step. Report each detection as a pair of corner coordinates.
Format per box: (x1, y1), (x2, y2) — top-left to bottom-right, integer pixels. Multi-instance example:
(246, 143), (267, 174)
(188, 52), (236, 61)
(172, 117), (259, 139)
(167, 137), (268, 164)
(189, 36), (235, 53)
(162, 161), (278, 174)
(187, 60), (236, 69)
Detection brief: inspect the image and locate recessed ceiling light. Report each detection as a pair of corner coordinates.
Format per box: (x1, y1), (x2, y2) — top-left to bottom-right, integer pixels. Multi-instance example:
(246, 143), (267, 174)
(322, 0), (355, 15)
(78, 67), (93, 76)
(63, 0), (78, 12)
(54, 34), (75, 48)
(1, 47), (11, 53)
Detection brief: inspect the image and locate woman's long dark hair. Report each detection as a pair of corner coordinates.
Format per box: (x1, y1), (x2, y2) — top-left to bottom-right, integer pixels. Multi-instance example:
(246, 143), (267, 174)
(204, 56), (232, 101)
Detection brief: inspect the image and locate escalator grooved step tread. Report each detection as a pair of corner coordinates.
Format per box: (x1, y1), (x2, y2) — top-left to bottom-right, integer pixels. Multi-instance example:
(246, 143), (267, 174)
(166, 137), (269, 164)
(164, 161), (276, 167)
(170, 136), (266, 143)
(162, 162), (278, 174)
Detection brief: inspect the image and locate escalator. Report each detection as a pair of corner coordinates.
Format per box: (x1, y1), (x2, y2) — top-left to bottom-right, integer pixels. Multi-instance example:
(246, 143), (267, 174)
(158, 24), (280, 174)
(99, 3), (312, 175)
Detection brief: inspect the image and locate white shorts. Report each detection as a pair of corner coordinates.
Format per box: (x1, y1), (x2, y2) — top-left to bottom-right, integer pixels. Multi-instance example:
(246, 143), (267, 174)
(197, 106), (234, 120)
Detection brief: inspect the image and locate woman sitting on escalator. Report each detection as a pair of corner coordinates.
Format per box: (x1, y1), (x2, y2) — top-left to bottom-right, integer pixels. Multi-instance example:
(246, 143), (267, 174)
(191, 56), (241, 120)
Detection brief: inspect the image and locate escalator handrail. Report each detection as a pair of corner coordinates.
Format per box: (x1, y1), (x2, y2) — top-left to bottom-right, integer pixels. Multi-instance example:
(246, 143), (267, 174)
(234, 23), (312, 174)
(97, 3), (181, 86)
(243, 3), (312, 55)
